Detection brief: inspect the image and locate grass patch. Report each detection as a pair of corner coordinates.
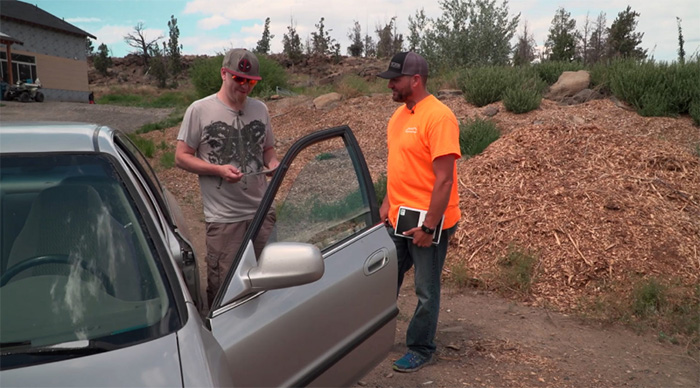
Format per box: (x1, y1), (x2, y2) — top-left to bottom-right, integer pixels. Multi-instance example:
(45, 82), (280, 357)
(97, 90), (194, 109)
(492, 244), (539, 295)
(459, 117), (501, 157)
(579, 277), (699, 349)
(159, 151), (175, 169)
(446, 259), (482, 289)
(136, 112), (185, 134)
(128, 133), (155, 158)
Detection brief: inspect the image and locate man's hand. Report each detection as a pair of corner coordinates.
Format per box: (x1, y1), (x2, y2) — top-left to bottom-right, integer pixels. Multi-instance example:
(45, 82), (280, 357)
(403, 227), (433, 247)
(265, 160), (280, 177)
(219, 164), (243, 183)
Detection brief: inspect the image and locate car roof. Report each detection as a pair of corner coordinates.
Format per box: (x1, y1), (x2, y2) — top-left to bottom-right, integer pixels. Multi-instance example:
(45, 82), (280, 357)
(0, 122), (118, 155)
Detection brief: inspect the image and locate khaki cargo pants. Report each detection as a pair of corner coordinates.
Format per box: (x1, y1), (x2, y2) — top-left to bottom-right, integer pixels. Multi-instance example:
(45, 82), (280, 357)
(205, 211), (276, 308)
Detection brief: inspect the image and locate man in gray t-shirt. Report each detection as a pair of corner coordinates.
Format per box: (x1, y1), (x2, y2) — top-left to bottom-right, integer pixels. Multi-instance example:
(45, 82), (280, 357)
(175, 49), (279, 308)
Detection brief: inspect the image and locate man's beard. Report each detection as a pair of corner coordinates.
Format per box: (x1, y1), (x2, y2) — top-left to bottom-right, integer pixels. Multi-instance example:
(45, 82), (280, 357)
(392, 88), (409, 103)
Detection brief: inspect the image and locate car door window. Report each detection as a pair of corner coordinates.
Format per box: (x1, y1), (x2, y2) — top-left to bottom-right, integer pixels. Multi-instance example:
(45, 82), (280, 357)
(274, 137), (372, 251)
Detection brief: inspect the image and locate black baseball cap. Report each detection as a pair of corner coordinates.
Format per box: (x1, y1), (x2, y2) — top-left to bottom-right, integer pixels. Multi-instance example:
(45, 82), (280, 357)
(377, 51), (429, 79)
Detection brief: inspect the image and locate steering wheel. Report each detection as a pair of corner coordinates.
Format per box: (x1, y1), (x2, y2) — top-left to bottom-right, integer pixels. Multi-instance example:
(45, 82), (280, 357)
(0, 254), (115, 294)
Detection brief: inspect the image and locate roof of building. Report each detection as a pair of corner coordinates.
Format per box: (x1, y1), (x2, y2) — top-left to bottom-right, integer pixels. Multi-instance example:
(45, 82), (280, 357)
(0, 0), (96, 39)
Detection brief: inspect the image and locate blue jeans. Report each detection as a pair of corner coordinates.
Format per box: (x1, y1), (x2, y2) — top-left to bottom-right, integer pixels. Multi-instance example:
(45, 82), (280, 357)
(389, 224), (456, 358)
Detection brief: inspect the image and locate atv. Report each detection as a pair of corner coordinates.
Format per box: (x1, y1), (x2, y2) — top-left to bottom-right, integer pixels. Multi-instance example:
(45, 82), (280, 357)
(3, 79), (44, 102)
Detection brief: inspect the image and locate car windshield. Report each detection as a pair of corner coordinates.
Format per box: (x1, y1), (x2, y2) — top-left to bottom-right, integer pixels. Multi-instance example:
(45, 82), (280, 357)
(0, 153), (175, 368)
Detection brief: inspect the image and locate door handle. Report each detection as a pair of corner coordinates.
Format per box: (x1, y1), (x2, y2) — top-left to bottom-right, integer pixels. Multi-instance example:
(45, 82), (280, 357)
(364, 248), (388, 275)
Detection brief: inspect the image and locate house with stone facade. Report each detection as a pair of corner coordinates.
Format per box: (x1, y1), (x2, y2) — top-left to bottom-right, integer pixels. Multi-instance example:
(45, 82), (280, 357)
(1, 0), (96, 102)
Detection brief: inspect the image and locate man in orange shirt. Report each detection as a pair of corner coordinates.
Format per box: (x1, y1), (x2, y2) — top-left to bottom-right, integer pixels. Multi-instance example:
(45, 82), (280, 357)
(377, 51), (461, 372)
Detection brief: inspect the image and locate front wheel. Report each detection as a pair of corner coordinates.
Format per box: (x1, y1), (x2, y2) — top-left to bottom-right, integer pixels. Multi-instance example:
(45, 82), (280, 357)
(34, 91), (44, 102)
(19, 92), (30, 102)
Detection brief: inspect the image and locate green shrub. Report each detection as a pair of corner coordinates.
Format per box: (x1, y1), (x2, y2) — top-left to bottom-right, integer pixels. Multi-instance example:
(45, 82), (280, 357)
(190, 53), (288, 99)
(190, 55), (223, 99)
(588, 62), (611, 95)
(632, 278), (666, 318)
(427, 68), (462, 95)
(459, 117), (501, 157)
(159, 151), (175, 169)
(128, 134), (155, 158)
(532, 60), (584, 85)
(254, 54), (290, 98)
(457, 66), (518, 107)
(690, 100), (700, 126)
(607, 58), (700, 118)
(502, 74), (545, 114)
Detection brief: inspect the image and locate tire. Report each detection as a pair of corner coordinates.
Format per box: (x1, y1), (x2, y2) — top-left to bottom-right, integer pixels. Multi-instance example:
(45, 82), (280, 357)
(3, 91), (12, 101)
(34, 92), (45, 102)
(19, 92), (30, 103)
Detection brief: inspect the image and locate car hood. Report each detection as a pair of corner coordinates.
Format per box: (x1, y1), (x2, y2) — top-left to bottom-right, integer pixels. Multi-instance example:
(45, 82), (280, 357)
(0, 334), (182, 387)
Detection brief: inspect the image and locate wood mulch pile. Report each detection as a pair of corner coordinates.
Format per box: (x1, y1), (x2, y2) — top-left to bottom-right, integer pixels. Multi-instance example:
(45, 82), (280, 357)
(147, 92), (700, 313)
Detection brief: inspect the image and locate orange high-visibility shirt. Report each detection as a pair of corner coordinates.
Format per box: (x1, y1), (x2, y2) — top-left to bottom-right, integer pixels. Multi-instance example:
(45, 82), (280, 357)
(386, 95), (461, 229)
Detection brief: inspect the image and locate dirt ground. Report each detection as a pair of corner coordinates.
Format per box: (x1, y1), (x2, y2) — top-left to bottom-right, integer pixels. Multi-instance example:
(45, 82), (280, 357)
(2, 93), (698, 387)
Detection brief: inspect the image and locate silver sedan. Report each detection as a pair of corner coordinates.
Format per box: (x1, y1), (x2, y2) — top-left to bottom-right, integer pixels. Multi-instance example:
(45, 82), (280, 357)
(0, 122), (398, 387)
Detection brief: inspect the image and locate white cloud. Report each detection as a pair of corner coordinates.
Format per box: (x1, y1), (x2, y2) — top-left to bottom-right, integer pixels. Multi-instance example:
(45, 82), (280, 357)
(92, 25), (134, 45)
(198, 15), (230, 30)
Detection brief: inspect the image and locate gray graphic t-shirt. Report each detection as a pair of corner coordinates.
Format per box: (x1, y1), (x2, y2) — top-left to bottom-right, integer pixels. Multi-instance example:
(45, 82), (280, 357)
(177, 94), (274, 223)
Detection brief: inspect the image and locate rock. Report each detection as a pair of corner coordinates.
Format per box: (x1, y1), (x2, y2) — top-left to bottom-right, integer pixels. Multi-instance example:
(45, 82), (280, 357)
(572, 88), (603, 104)
(313, 92), (343, 110)
(437, 89), (463, 99)
(545, 70), (591, 101)
(482, 105), (499, 117)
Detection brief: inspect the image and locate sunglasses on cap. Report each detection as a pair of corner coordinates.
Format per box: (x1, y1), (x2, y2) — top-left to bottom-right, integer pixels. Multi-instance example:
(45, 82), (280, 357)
(223, 68), (258, 86)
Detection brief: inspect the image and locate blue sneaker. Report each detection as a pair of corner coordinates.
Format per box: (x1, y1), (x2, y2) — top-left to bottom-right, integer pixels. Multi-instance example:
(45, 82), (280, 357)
(392, 351), (433, 373)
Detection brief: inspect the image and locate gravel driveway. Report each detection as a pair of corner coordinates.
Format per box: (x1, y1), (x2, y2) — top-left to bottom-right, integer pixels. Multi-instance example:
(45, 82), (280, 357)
(0, 100), (176, 134)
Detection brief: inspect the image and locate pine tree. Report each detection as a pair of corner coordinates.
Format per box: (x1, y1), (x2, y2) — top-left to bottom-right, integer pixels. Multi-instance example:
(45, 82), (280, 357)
(347, 20), (364, 57)
(167, 15), (183, 77)
(93, 43), (112, 76)
(544, 7), (579, 62)
(676, 17), (685, 64)
(86, 38), (95, 57)
(255, 17), (274, 55)
(310, 17), (337, 56)
(375, 17), (403, 58)
(606, 6), (647, 60)
(283, 18), (303, 63)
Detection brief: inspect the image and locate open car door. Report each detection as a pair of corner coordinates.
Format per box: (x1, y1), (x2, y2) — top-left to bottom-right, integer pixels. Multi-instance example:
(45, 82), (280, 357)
(208, 125), (398, 387)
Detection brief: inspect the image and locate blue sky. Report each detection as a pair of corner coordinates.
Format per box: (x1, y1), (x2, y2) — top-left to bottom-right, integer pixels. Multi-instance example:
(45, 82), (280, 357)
(31, 0), (700, 62)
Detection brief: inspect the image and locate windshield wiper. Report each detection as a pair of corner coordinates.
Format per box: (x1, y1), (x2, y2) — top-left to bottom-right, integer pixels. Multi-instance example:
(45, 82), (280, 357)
(1, 339), (118, 356)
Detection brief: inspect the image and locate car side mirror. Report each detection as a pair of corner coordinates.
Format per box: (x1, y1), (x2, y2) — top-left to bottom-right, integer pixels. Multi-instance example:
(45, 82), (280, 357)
(248, 242), (324, 291)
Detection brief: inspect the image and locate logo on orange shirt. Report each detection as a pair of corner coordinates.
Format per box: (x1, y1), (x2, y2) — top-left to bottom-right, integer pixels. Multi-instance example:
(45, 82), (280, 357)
(405, 127), (417, 133)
